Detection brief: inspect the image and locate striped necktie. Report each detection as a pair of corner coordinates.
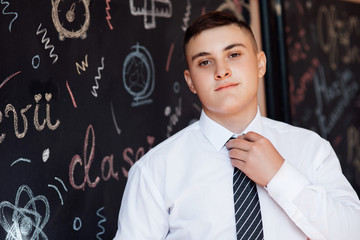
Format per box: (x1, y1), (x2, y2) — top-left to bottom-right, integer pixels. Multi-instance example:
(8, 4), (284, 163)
(233, 166), (264, 239)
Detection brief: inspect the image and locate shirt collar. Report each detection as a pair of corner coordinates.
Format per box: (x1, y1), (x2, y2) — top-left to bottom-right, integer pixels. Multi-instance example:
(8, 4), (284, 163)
(199, 108), (263, 151)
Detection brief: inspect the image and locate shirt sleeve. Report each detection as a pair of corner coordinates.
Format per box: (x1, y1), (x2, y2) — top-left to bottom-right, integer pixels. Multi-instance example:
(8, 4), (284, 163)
(266, 141), (360, 240)
(113, 162), (169, 240)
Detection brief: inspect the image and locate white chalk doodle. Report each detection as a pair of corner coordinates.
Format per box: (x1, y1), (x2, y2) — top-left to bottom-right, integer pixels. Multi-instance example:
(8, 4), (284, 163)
(91, 57), (105, 97)
(122, 43), (155, 107)
(42, 148), (50, 162)
(73, 217), (82, 231)
(129, 0), (172, 29)
(36, 23), (59, 64)
(48, 177), (68, 206)
(32, 55), (40, 69)
(1, 0), (18, 32)
(10, 158), (32, 167)
(0, 185), (50, 239)
(110, 102), (121, 135)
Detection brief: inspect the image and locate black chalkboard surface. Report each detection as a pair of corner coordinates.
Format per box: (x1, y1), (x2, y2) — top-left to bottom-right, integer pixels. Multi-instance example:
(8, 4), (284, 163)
(0, 1), (253, 239)
(283, 0), (360, 195)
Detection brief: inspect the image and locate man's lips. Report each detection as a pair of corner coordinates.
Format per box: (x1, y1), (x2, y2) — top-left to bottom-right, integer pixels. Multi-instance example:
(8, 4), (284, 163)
(215, 82), (240, 91)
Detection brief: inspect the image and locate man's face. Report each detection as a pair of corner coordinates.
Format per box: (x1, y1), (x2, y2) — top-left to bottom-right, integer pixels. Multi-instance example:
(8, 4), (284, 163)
(184, 24), (266, 122)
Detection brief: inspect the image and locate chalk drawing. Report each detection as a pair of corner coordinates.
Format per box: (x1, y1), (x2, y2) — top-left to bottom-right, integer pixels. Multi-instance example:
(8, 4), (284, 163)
(33, 93), (61, 131)
(51, 0), (90, 40)
(110, 102), (121, 135)
(0, 71), (21, 89)
(1, 0), (18, 32)
(5, 103), (32, 139)
(91, 57), (105, 97)
(73, 217), (82, 231)
(181, 0), (191, 31)
(36, 23), (59, 64)
(10, 158), (32, 167)
(96, 207), (106, 240)
(42, 148), (50, 162)
(32, 55), (41, 69)
(66, 80), (78, 108)
(105, 0), (113, 30)
(123, 43), (155, 107)
(0, 185), (50, 239)
(129, 0), (172, 29)
(165, 42), (174, 72)
(48, 177), (68, 205)
(76, 54), (89, 75)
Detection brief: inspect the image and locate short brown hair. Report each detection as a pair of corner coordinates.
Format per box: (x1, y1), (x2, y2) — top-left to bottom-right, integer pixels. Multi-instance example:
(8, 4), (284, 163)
(183, 11), (258, 59)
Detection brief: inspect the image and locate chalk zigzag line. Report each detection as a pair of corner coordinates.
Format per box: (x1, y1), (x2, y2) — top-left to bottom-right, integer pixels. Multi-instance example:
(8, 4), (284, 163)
(1, 0), (18, 32)
(91, 57), (105, 97)
(36, 23), (58, 64)
(105, 0), (113, 30)
(96, 207), (106, 240)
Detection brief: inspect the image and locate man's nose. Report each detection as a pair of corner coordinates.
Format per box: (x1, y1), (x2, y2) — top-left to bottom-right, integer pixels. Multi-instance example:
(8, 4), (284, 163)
(215, 62), (232, 80)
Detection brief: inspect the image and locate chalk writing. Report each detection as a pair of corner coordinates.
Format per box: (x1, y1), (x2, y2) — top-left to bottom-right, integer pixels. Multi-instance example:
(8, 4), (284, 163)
(1, 0), (18, 32)
(51, 0), (90, 40)
(48, 177), (68, 206)
(11, 158), (32, 167)
(166, 42), (174, 72)
(123, 43), (155, 107)
(0, 93), (60, 144)
(76, 54), (89, 75)
(217, 0), (250, 22)
(34, 93), (60, 131)
(69, 124), (119, 190)
(317, 4), (360, 70)
(181, 0), (191, 32)
(313, 65), (359, 137)
(122, 136), (155, 177)
(288, 58), (319, 115)
(129, 0), (172, 29)
(92, 57), (105, 97)
(96, 207), (106, 240)
(0, 185), (50, 239)
(36, 23), (59, 64)
(0, 71), (21, 89)
(105, 0), (113, 30)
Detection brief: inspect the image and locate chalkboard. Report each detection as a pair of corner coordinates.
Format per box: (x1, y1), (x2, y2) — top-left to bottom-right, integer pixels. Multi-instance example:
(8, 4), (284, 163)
(283, 0), (360, 195)
(0, 1), (257, 239)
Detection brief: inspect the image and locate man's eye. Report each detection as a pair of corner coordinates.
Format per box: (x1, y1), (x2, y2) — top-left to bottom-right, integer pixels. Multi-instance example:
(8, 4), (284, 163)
(229, 53), (240, 58)
(199, 60), (211, 66)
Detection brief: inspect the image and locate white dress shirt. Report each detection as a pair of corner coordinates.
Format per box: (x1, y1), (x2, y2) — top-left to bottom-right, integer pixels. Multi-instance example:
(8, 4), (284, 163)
(114, 109), (360, 240)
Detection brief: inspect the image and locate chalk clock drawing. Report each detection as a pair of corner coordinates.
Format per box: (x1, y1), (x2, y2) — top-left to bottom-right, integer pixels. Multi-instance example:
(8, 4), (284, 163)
(123, 43), (155, 107)
(51, 0), (90, 40)
(129, 0), (172, 29)
(0, 185), (50, 240)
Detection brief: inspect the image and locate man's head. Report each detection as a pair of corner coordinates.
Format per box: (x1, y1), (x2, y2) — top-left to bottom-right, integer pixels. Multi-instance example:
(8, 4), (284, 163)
(182, 11), (266, 130)
(183, 11), (258, 63)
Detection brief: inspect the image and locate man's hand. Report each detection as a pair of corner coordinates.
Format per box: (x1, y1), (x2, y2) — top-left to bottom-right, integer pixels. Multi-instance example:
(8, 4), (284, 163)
(226, 131), (284, 187)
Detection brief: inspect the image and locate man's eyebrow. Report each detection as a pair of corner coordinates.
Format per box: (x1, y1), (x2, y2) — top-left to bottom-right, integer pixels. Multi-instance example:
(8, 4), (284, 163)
(190, 43), (246, 62)
(191, 52), (210, 62)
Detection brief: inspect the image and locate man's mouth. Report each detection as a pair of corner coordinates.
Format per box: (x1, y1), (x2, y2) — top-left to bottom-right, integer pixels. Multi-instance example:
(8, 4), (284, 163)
(215, 82), (239, 91)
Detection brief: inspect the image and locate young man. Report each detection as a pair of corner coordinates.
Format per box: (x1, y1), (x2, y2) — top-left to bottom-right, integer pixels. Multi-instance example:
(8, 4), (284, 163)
(114, 11), (360, 239)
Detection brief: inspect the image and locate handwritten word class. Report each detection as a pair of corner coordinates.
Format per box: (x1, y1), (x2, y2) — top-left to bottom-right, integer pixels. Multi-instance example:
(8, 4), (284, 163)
(0, 93), (60, 144)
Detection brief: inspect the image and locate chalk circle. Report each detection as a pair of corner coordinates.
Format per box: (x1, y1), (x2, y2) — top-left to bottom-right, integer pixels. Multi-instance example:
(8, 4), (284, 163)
(32, 55), (40, 69)
(164, 106), (171, 116)
(173, 82), (180, 94)
(42, 148), (50, 162)
(73, 217), (82, 231)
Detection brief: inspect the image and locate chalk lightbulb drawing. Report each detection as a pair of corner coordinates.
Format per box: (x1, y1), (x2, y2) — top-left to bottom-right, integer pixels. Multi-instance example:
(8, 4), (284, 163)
(122, 43), (155, 107)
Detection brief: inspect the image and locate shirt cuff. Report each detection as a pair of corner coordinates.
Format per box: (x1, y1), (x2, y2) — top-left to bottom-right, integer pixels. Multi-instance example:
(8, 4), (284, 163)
(266, 161), (310, 204)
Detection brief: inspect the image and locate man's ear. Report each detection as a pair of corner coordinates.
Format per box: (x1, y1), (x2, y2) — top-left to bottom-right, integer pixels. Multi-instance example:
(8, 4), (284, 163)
(184, 70), (197, 94)
(257, 51), (267, 78)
